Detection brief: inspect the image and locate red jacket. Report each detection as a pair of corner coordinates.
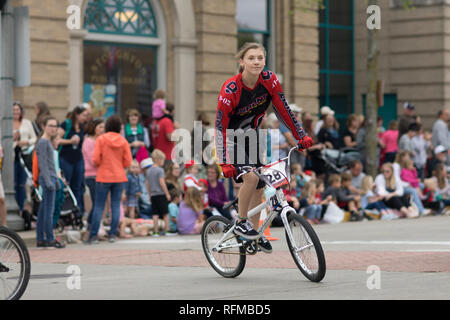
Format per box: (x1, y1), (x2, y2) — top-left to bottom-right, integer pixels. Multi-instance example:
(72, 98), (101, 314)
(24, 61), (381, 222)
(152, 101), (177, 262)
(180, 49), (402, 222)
(93, 132), (132, 183)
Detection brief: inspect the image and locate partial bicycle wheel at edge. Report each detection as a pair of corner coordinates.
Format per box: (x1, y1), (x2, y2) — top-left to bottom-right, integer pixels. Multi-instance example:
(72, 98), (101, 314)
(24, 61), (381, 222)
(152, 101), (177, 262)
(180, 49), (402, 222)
(285, 213), (326, 282)
(201, 215), (246, 278)
(0, 226), (31, 300)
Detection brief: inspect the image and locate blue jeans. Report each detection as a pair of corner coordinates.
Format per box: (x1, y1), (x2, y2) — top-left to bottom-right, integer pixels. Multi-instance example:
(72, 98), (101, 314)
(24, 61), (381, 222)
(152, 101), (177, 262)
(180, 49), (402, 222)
(304, 204), (322, 220)
(59, 157), (85, 213)
(366, 201), (389, 212)
(404, 187), (424, 214)
(89, 182), (124, 239)
(36, 176), (57, 242)
(14, 160), (27, 212)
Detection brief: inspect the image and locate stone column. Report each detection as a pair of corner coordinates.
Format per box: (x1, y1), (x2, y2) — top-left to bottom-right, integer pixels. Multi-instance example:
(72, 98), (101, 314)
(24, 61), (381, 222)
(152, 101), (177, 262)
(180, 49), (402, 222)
(69, 29), (88, 110)
(172, 0), (197, 131)
(172, 38), (197, 131)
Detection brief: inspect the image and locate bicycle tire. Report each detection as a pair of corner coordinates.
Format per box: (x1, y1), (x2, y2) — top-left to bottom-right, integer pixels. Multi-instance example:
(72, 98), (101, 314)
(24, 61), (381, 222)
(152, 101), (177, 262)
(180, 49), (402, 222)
(0, 226), (31, 300)
(201, 216), (246, 278)
(285, 213), (326, 282)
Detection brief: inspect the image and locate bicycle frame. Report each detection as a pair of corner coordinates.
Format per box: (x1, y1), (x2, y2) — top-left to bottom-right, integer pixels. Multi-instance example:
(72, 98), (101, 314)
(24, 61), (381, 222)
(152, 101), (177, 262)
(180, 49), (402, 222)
(212, 147), (302, 253)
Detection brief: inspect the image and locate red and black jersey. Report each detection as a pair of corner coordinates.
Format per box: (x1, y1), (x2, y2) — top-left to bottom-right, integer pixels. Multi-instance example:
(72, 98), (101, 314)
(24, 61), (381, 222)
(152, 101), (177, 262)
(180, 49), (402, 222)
(215, 70), (306, 164)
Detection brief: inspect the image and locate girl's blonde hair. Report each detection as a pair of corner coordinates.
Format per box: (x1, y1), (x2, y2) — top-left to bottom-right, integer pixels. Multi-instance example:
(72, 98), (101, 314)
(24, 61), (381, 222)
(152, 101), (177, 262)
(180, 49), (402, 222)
(184, 187), (204, 213)
(360, 175), (374, 196)
(236, 42), (266, 73)
(403, 158), (414, 169)
(381, 163), (396, 190)
(301, 180), (317, 200)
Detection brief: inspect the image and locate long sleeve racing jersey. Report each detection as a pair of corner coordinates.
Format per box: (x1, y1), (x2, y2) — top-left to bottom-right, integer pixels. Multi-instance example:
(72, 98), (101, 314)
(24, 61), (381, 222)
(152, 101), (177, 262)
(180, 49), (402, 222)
(215, 70), (306, 164)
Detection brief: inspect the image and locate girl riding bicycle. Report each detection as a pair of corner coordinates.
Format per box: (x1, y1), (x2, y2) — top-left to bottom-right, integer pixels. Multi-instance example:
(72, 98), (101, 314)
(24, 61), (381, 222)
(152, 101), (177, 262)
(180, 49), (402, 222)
(215, 42), (312, 253)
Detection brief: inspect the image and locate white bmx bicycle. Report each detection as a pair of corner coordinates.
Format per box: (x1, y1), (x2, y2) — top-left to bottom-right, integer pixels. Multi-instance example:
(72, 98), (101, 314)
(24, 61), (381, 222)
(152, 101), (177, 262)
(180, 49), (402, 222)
(201, 147), (326, 282)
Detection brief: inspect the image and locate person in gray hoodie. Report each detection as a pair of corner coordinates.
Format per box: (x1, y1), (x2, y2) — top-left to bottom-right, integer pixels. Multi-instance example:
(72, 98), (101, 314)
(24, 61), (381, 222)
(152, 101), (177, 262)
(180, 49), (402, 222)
(35, 116), (65, 249)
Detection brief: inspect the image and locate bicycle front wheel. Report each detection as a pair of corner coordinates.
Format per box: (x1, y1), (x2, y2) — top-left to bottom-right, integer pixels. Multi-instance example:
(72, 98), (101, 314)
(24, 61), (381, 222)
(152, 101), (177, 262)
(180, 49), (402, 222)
(285, 214), (326, 282)
(0, 226), (31, 300)
(201, 216), (246, 278)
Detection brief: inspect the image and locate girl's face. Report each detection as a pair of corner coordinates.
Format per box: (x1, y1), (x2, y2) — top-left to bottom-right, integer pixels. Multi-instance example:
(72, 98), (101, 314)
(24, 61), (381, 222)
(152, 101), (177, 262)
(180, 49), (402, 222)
(130, 163), (140, 174)
(77, 110), (89, 124)
(317, 183), (324, 193)
(207, 168), (217, 181)
(171, 164), (181, 177)
(129, 114), (139, 126)
(44, 120), (58, 137)
(325, 115), (334, 127)
(13, 105), (22, 121)
(190, 165), (199, 176)
(95, 123), (105, 136)
(382, 167), (393, 179)
(240, 48), (266, 77)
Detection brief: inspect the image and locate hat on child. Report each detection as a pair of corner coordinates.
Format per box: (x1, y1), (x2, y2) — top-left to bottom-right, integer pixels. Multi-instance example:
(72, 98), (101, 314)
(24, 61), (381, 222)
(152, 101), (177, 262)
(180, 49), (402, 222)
(199, 179), (208, 187)
(434, 145), (447, 154)
(320, 106), (335, 116)
(140, 158), (153, 169)
(403, 102), (415, 110)
(185, 160), (195, 169)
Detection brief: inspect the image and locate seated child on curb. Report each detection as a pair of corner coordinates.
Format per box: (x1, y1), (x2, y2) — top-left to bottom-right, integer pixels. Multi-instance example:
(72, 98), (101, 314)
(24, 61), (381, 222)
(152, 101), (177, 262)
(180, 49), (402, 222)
(323, 173), (363, 222)
(300, 180), (332, 225)
(360, 175), (397, 220)
(124, 160), (142, 219)
(400, 158), (423, 199)
(168, 188), (182, 235)
(177, 187), (205, 235)
(183, 160), (201, 191)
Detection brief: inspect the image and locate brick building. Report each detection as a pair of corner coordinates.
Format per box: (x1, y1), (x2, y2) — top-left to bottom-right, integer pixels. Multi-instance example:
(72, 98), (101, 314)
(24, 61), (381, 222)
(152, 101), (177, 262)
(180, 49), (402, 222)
(10, 0), (448, 131)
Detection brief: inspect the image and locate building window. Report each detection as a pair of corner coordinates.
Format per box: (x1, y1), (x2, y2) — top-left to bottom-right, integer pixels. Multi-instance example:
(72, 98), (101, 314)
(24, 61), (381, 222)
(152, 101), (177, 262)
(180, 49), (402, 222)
(84, 0), (158, 37)
(236, 0), (271, 63)
(319, 0), (354, 130)
(83, 0), (160, 120)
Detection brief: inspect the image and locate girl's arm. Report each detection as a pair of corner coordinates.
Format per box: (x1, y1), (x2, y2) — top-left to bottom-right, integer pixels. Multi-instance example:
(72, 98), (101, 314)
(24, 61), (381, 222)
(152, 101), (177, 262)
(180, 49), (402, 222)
(159, 177), (171, 201)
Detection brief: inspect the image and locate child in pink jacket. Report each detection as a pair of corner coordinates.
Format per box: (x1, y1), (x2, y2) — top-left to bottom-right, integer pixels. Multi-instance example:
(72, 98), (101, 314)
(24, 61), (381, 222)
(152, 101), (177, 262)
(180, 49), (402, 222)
(400, 158), (423, 198)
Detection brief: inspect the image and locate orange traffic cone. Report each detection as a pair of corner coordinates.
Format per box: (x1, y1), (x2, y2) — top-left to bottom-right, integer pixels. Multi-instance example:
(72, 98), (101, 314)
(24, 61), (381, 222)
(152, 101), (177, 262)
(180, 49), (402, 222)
(259, 208), (278, 241)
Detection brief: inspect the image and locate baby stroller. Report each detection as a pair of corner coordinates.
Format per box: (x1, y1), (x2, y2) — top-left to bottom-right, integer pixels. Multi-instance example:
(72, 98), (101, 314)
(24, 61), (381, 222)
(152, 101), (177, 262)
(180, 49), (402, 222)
(18, 150), (83, 232)
(318, 147), (362, 175)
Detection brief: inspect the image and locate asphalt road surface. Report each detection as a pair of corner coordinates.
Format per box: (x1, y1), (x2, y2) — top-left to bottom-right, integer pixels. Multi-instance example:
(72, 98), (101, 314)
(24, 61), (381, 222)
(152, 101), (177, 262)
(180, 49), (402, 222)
(19, 215), (450, 300)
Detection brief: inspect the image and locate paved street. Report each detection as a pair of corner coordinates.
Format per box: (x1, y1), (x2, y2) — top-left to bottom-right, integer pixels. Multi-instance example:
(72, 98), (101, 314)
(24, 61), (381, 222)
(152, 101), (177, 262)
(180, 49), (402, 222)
(20, 215), (450, 300)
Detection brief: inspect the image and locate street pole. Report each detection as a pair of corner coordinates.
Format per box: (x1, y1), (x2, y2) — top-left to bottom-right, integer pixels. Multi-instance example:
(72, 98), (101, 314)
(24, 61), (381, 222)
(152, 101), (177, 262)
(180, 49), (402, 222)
(0, 0), (23, 230)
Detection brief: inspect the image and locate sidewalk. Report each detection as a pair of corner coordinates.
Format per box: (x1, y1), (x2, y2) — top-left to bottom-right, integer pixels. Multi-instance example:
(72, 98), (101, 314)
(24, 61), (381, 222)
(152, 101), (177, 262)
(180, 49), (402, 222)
(16, 229), (68, 248)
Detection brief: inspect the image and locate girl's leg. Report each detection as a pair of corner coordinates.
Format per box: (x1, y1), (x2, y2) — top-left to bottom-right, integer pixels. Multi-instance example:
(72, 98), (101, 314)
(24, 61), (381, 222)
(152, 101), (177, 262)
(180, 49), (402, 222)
(237, 173), (260, 222)
(109, 183), (124, 237)
(163, 214), (170, 232)
(14, 161), (27, 212)
(89, 182), (110, 239)
(43, 187), (56, 242)
(248, 188), (265, 229)
(153, 215), (159, 233)
(129, 207), (135, 219)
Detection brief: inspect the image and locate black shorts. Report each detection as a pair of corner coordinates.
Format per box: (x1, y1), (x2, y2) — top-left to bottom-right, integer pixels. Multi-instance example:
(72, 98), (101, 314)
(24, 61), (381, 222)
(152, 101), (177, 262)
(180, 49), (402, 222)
(151, 195), (169, 218)
(230, 129), (266, 190)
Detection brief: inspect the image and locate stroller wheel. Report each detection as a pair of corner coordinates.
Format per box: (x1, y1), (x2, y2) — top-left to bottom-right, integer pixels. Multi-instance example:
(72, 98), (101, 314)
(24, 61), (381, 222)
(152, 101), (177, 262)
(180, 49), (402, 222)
(56, 221), (65, 234)
(21, 210), (32, 231)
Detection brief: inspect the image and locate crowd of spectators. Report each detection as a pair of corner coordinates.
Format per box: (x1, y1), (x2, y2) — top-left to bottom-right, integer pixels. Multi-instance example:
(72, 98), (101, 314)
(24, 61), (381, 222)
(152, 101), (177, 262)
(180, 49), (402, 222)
(1, 97), (448, 247)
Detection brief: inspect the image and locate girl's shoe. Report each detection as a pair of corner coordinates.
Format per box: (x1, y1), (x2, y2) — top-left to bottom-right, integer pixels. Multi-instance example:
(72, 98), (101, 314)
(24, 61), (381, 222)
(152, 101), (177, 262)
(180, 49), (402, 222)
(36, 241), (47, 249)
(47, 240), (66, 249)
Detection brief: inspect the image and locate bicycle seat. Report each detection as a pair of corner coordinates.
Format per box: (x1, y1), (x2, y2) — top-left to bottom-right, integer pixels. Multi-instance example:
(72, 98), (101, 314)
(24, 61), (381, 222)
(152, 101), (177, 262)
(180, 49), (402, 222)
(223, 198), (238, 210)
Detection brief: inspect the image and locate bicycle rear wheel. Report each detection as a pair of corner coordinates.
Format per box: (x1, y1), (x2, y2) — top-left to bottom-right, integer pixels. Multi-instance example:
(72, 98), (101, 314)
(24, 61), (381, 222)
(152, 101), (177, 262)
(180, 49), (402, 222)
(201, 216), (246, 278)
(0, 226), (31, 300)
(285, 213), (326, 282)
